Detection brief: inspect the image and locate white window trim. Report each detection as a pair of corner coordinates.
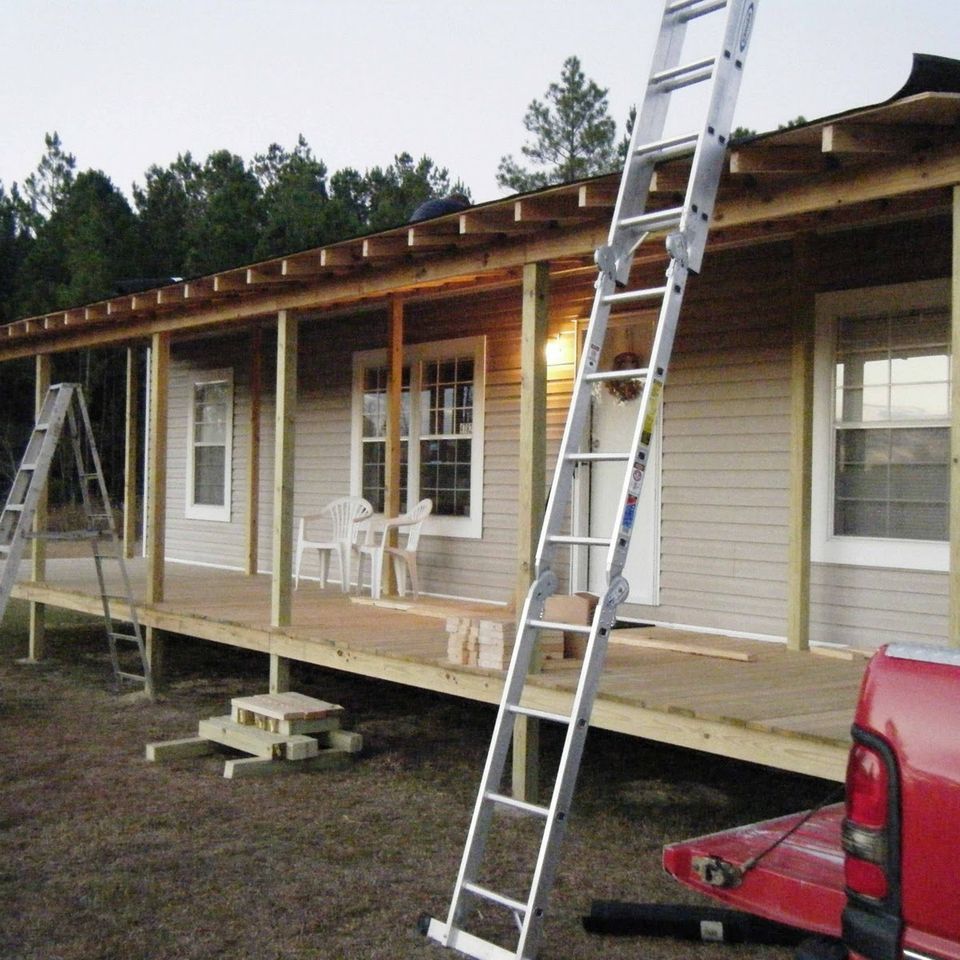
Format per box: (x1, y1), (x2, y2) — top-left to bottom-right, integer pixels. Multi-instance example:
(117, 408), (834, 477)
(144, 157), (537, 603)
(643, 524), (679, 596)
(811, 279), (950, 572)
(351, 336), (486, 539)
(185, 368), (234, 522)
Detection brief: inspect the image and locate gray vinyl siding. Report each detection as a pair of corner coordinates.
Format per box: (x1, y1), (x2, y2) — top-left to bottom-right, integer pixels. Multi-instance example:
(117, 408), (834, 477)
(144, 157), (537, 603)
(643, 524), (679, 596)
(162, 216), (951, 648)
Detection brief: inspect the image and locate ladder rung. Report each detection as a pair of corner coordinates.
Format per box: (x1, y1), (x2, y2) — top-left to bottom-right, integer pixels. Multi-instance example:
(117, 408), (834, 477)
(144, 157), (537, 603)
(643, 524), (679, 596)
(566, 452), (630, 463)
(0, 545), (10, 556)
(461, 882), (527, 916)
(35, 423), (49, 431)
(602, 285), (667, 306)
(529, 618), (592, 635)
(651, 56), (716, 92)
(4, 504), (24, 512)
(547, 535), (612, 548)
(485, 791), (550, 818)
(634, 132), (699, 163)
(20, 463), (37, 471)
(584, 368), (647, 383)
(667, 0), (727, 21)
(110, 632), (141, 644)
(508, 704), (572, 725)
(37, 530), (103, 541)
(618, 205), (683, 232)
(116, 671), (146, 683)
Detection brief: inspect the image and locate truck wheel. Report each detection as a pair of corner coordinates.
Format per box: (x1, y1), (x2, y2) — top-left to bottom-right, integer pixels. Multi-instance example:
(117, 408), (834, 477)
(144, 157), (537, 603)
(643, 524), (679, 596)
(795, 936), (848, 960)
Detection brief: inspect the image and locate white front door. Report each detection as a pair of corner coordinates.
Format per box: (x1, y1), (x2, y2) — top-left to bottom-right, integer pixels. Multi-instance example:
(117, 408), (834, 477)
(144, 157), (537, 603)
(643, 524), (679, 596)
(587, 387), (661, 605)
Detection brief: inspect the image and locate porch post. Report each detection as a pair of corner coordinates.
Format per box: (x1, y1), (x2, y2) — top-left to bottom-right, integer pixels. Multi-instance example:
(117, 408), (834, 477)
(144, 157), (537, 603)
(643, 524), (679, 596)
(27, 354), (51, 661)
(950, 186), (960, 645)
(122, 347), (139, 559)
(145, 332), (170, 676)
(384, 297), (404, 595)
(787, 234), (815, 652)
(513, 261), (549, 802)
(245, 325), (262, 576)
(270, 310), (298, 691)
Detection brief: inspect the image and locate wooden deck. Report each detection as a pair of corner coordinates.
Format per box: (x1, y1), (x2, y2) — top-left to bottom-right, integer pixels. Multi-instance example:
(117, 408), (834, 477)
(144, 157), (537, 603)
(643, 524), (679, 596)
(11, 558), (868, 781)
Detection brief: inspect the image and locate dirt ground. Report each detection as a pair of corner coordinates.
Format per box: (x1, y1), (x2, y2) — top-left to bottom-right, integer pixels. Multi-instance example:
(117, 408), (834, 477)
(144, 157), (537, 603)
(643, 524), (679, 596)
(0, 601), (834, 960)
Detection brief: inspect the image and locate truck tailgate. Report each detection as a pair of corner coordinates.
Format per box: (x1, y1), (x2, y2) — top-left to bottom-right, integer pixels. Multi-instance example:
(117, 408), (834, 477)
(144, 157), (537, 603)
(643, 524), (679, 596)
(662, 803), (845, 937)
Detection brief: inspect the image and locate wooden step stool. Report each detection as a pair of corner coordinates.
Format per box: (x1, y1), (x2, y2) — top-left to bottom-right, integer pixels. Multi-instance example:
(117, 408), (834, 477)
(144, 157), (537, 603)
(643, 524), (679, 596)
(146, 691), (363, 779)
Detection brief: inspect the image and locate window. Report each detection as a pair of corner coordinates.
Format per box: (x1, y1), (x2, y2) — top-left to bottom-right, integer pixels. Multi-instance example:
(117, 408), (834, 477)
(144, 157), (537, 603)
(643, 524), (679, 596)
(186, 369), (233, 521)
(352, 337), (485, 538)
(812, 280), (950, 570)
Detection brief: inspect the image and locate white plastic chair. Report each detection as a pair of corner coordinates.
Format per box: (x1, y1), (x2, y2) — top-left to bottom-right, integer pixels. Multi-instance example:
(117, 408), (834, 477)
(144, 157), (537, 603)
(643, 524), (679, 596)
(294, 496), (373, 592)
(354, 498), (433, 600)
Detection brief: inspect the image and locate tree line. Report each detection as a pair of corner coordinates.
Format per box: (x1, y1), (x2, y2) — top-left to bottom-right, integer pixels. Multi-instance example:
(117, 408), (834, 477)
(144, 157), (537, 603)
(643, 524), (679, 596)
(0, 55), (648, 505)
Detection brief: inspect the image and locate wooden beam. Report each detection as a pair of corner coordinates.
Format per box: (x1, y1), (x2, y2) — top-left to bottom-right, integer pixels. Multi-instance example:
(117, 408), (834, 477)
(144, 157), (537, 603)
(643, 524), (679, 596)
(362, 236), (409, 260)
(787, 234), (815, 652)
(245, 326), (262, 576)
(713, 140), (960, 229)
(514, 194), (582, 223)
(28, 354), (51, 661)
(122, 347), (140, 559)
(384, 298), (404, 596)
(246, 267), (286, 285)
(146, 333), (169, 606)
(822, 122), (944, 156)
(213, 272), (246, 294)
(950, 185), (960, 647)
(578, 182), (620, 209)
(270, 310), (297, 632)
(730, 146), (826, 175)
(282, 254), (324, 278)
(513, 261), (549, 804)
(320, 246), (361, 268)
(145, 332), (170, 678)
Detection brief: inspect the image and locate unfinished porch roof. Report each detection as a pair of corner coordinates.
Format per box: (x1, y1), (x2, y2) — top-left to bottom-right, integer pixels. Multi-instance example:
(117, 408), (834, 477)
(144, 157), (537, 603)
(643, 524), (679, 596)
(1, 54), (958, 362)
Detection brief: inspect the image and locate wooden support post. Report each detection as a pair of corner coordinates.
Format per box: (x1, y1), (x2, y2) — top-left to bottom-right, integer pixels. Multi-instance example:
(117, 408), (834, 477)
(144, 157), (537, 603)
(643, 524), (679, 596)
(145, 332), (170, 676)
(270, 311), (298, 688)
(28, 354), (51, 661)
(245, 326), (262, 576)
(122, 347), (139, 559)
(950, 187), (960, 646)
(384, 297), (404, 595)
(787, 235), (815, 652)
(513, 261), (549, 802)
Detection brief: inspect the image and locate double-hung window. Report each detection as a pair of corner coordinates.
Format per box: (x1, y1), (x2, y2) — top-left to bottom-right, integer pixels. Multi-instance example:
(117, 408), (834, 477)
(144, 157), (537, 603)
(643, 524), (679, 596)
(812, 280), (950, 570)
(185, 369), (233, 522)
(352, 337), (485, 538)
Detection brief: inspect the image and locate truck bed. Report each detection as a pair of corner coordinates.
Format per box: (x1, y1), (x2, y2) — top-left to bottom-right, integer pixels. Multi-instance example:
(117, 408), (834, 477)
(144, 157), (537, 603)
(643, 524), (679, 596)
(662, 803), (846, 938)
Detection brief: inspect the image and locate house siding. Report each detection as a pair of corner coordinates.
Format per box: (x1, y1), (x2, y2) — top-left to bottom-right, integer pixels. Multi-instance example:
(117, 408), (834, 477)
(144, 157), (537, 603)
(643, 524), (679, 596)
(162, 215), (951, 649)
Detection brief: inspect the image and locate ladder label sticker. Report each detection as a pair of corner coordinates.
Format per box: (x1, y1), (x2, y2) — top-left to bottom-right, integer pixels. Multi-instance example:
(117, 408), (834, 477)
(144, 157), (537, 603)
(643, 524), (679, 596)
(622, 495), (638, 530)
(640, 380), (664, 446)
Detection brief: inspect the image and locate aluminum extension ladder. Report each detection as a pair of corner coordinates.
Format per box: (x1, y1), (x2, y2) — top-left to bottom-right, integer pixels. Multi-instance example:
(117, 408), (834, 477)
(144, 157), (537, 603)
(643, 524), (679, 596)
(0, 382), (153, 696)
(425, 2), (758, 958)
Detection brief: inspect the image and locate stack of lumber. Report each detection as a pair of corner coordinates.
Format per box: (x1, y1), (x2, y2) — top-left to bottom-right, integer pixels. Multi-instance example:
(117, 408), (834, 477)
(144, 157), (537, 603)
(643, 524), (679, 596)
(146, 691), (362, 779)
(445, 617), (563, 670)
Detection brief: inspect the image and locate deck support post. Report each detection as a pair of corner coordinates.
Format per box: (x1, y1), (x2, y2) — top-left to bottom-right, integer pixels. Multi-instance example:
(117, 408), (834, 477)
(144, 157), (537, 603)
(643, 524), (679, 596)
(27, 354), (51, 661)
(787, 234), (815, 652)
(245, 326), (262, 576)
(270, 310), (298, 690)
(145, 332), (170, 677)
(384, 297), (404, 595)
(123, 347), (139, 559)
(513, 261), (549, 802)
(950, 186), (960, 646)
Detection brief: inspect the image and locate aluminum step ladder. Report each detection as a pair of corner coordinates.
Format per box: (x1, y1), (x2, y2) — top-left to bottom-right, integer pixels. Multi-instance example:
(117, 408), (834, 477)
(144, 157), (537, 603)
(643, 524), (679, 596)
(0, 382), (153, 697)
(425, 2), (758, 958)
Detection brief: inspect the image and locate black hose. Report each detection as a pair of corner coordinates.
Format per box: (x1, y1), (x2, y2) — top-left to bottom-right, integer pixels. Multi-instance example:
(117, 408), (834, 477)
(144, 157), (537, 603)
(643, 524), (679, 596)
(583, 901), (809, 946)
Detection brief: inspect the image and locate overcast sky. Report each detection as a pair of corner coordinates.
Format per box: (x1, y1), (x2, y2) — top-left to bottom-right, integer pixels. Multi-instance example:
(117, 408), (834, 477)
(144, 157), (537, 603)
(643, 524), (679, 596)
(2, 0), (958, 205)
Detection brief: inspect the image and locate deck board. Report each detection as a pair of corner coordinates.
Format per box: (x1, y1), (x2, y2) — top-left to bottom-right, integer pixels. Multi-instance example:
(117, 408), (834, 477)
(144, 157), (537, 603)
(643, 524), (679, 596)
(10, 558), (868, 781)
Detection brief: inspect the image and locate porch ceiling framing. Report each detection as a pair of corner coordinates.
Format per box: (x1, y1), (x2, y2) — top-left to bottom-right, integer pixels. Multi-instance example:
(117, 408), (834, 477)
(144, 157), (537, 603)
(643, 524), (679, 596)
(2, 93), (958, 363)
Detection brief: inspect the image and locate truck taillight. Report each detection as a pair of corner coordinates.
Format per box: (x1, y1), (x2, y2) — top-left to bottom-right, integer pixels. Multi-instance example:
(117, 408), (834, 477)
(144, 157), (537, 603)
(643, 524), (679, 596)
(843, 742), (891, 901)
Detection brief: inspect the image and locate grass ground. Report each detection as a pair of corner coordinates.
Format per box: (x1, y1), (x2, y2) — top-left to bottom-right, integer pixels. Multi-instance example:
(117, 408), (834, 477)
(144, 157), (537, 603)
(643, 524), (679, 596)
(0, 601), (833, 960)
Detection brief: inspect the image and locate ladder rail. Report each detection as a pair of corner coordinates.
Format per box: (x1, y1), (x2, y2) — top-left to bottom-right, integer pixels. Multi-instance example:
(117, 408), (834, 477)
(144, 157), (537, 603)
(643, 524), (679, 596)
(428, 3), (759, 957)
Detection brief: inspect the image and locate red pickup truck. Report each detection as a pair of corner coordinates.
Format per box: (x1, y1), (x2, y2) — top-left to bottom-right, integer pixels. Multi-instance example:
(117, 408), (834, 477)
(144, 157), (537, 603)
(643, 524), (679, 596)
(661, 644), (960, 960)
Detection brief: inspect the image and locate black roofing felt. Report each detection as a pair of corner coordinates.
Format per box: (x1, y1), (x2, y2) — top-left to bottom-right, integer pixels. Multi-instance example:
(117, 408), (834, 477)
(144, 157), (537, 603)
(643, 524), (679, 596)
(890, 53), (960, 100)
